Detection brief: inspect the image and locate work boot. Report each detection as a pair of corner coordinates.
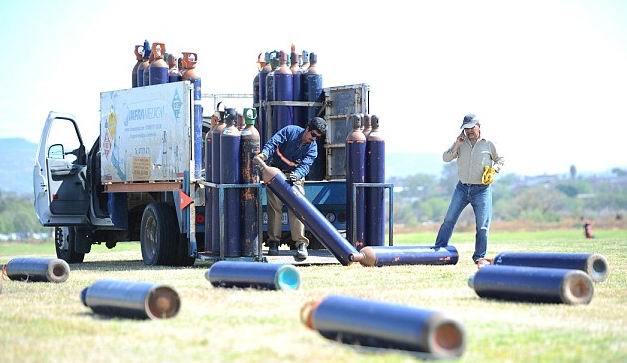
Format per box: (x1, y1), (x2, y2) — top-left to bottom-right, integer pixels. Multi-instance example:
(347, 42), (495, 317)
(267, 242), (279, 256)
(294, 242), (308, 261)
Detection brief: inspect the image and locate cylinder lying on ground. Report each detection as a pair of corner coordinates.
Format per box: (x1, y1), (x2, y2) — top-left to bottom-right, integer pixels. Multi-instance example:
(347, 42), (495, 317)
(359, 246), (459, 267)
(468, 265), (594, 304)
(493, 251), (609, 283)
(206, 261), (300, 290)
(81, 280), (180, 319)
(301, 295), (466, 358)
(256, 159), (363, 265)
(3, 257), (70, 283)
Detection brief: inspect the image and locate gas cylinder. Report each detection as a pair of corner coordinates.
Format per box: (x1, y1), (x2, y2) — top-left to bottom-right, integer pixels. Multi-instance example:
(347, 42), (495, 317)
(149, 43), (169, 85)
(182, 52), (203, 179)
(211, 110), (226, 255)
(301, 50), (310, 72)
(264, 52), (279, 141)
(167, 54), (182, 83)
(273, 50), (294, 133)
(290, 45), (304, 127)
(362, 114), (372, 138)
(143, 45), (154, 88)
(132, 44), (143, 88)
(206, 261), (300, 290)
(303, 52), (323, 121)
(365, 115), (385, 246)
(3, 257), (70, 283)
(359, 246), (459, 267)
(493, 252), (609, 283)
(204, 117), (214, 254)
(220, 108), (242, 258)
(136, 40), (151, 87)
(240, 108), (260, 257)
(345, 115), (366, 249)
(253, 53), (263, 123)
(257, 52), (271, 146)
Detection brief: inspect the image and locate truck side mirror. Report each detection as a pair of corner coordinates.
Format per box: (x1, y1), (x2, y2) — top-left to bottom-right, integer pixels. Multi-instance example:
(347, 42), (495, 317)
(48, 144), (65, 159)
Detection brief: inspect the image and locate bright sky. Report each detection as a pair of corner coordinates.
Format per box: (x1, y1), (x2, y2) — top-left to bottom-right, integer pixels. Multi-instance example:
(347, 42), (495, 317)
(1, 0), (626, 176)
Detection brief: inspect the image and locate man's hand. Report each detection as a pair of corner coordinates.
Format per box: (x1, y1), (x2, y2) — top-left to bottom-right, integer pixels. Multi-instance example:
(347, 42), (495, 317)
(286, 172), (299, 183)
(456, 131), (465, 145)
(253, 153), (267, 166)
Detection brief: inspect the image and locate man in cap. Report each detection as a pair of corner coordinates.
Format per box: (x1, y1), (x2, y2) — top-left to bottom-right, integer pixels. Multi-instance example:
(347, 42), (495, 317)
(254, 117), (327, 261)
(434, 114), (504, 268)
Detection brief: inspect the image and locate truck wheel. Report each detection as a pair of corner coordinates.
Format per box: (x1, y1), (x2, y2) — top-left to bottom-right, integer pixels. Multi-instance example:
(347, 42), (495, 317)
(140, 202), (178, 266)
(175, 235), (195, 267)
(55, 227), (85, 263)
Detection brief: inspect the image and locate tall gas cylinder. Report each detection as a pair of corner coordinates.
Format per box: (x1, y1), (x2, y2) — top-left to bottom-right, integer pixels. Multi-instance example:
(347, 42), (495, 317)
(143, 44), (154, 87)
(264, 53), (279, 141)
(362, 114), (372, 138)
(301, 50), (310, 72)
(182, 52), (203, 179)
(301, 295), (466, 358)
(290, 45), (304, 127)
(240, 108), (260, 257)
(149, 43), (169, 85)
(255, 158), (363, 266)
(167, 54), (182, 83)
(220, 108), (242, 257)
(204, 116), (215, 253)
(273, 50), (294, 133)
(132, 44), (143, 88)
(303, 52), (323, 121)
(253, 53), (263, 131)
(136, 40), (151, 87)
(258, 52), (271, 146)
(365, 115), (385, 246)
(303, 52), (325, 180)
(346, 115), (366, 249)
(211, 112), (226, 255)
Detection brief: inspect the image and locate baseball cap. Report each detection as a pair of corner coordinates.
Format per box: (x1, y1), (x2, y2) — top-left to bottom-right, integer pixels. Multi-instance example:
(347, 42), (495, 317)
(460, 113), (479, 129)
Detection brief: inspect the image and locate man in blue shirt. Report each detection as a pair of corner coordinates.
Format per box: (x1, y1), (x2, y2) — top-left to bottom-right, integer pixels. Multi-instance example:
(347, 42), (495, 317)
(254, 117), (327, 260)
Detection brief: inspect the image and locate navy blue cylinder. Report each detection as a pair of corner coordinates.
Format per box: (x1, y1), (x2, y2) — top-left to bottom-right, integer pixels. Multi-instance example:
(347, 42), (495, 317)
(149, 63), (168, 85)
(240, 123), (260, 257)
(204, 130), (213, 253)
(80, 280), (180, 319)
(211, 122), (226, 255)
(365, 122), (385, 246)
(493, 252), (609, 283)
(137, 62), (148, 87)
(360, 246), (459, 267)
(193, 103), (203, 179)
(220, 116), (241, 258)
(168, 71), (182, 83)
(470, 265), (594, 304)
(265, 70), (276, 141)
(258, 66), (270, 145)
(205, 261), (300, 290)
(274, 72), (293, 130)
(346, 122), (366, 249)
(261, 165), (360, 266)
(304, 295), (466, 358)
(5, 257), (70, 283)
(291, 59), (304, 127)
(143, 63), (151, 88)
(303, 53), (322, 121)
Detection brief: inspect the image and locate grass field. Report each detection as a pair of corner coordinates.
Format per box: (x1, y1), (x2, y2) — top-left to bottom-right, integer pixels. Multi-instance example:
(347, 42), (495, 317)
(1, 229), (626, 363)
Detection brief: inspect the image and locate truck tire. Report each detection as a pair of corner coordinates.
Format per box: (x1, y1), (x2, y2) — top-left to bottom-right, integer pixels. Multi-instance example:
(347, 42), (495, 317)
(140, 202), (178, 266)
(55, 227), (85, 263)
(175, 236), (196, 267)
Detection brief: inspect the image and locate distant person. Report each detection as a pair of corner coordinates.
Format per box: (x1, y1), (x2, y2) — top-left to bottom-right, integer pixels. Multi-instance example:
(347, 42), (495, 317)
(254, 117), (327, 261)
(434, 114), (504, 268)
(583, 221), (594, 239)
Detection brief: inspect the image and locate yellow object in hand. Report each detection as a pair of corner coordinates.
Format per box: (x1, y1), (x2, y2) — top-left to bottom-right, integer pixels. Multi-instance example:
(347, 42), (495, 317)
(482, 166), (496, 185)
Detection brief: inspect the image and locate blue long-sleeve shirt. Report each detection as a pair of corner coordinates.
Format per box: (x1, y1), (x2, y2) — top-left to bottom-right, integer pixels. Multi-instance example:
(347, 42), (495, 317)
(261, 125), (318, 179)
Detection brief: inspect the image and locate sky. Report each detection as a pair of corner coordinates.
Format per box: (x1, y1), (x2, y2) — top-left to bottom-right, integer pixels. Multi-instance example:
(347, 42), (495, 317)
(1, 0), (626, 176)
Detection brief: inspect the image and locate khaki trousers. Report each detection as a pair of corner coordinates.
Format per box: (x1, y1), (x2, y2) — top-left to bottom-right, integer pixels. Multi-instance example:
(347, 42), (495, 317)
(266, 179), (309, 247)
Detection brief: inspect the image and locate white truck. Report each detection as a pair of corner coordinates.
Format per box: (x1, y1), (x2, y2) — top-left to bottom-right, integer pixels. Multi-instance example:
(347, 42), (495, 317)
(34, 82), (199, 266)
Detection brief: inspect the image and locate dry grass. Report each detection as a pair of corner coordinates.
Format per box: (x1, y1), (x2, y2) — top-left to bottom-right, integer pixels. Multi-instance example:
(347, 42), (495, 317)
(1, 230), (626, 363)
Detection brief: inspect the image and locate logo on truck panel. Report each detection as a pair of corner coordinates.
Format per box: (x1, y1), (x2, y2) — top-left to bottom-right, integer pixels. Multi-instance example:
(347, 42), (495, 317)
(171, 89), (182, 119)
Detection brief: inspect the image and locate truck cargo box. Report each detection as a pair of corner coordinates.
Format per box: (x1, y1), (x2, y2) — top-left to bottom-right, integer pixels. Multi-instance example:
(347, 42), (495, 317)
(100, 82), (194, 184)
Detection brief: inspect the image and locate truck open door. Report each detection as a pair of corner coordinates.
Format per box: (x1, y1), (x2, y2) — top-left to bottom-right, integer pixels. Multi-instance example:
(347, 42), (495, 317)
(33, 112), (89, 226)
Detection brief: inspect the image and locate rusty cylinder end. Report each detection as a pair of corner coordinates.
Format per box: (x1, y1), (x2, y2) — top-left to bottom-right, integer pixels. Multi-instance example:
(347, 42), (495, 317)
(588, 254), (609, 283)
(48, 259), (70, 283)
(357, 248), (376, 267)
(146, 286), (181, 319)
(562, 271), (594, 305)
(429, 318), (466, 358)
(300, 300), (321, 330)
